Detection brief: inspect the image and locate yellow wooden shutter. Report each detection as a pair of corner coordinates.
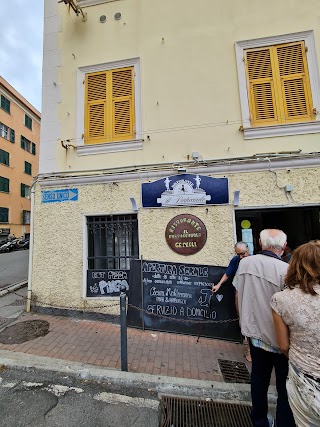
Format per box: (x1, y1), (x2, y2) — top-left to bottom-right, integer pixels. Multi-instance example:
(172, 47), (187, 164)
(245, 48), (279, 126)
(85, 67), (135, 144)
(85, 71), (107, 144)
(111, 67), (135, 141)
(275, 42), (313, 123)
(245, 42), (314, 127)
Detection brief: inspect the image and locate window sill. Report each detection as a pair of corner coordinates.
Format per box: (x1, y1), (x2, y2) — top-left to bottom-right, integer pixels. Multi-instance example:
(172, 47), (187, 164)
(77, 139), (143, 156)
(243, 121), (320, 139)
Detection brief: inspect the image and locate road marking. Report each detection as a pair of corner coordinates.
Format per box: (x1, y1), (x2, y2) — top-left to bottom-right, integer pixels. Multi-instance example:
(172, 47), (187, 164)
(94, 392), (159, 409)
(45, 384), (84, 396)
(22, 382), (43, 387)
(0, 377), (17, 388)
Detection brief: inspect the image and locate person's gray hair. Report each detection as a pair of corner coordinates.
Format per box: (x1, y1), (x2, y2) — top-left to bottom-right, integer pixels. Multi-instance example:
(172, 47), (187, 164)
(234, 241), (249, 251)
(260, 229), (287, 250)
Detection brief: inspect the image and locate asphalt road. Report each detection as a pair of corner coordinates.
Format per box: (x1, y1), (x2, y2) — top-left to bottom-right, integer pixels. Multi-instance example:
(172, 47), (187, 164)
(0, 366), (160, 427)
(0, 250), (29, 288)
(0, 285), (27, 329)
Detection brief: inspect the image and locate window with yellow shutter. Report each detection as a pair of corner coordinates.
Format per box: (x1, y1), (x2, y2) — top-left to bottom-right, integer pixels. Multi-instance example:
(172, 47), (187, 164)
(236, 31), (320, 139)
(84, 67), (135, 144)
(245, 42), (313, 127)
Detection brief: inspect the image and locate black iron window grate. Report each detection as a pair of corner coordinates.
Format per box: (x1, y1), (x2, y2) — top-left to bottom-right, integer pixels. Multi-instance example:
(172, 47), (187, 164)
(218, 359), (251, 384)
(159, 395), (253, 427)
(87, 214), (139, 270)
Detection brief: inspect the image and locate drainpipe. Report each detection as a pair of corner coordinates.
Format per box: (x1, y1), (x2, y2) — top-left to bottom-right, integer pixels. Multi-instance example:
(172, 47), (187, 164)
(26, 179), (37, 312)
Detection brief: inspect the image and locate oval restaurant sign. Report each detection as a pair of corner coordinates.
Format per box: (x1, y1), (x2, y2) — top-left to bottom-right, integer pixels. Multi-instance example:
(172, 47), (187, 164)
(165, 214), (207, 255)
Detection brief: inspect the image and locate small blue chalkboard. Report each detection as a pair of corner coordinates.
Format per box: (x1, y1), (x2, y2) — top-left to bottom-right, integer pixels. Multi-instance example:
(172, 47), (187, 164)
(42, 188), (78, 203)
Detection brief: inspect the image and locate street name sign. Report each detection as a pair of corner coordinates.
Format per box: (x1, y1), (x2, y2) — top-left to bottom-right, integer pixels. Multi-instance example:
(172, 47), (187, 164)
(42, 188), (78, 203)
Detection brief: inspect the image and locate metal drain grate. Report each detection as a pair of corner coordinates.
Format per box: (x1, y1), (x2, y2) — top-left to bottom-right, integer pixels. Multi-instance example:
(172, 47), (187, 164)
(10, 299), (26, 306)
(159, 395), (253, 427)
(218, 359), (251, 384)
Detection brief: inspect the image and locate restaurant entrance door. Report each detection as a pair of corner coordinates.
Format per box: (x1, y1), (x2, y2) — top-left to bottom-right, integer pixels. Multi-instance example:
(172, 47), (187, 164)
(235, 206), (320, 254)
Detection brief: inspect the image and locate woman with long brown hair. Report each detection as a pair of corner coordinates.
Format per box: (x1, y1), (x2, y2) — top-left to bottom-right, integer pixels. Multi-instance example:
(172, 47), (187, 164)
(271, 240), (320, 426)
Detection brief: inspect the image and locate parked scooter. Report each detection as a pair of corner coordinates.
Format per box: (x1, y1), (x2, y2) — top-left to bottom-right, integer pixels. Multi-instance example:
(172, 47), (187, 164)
(0, 239), (16, 252)
(16, 239), (29, 250)
(0, 237), (29, 252)
(5, 238), (20, 252)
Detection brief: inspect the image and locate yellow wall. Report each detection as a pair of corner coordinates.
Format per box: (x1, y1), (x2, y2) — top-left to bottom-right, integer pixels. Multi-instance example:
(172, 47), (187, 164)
(52, 0), (320, 172)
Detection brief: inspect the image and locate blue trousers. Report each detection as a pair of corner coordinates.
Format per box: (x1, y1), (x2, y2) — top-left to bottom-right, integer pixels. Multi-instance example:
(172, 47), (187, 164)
(249, 340), (296, 427)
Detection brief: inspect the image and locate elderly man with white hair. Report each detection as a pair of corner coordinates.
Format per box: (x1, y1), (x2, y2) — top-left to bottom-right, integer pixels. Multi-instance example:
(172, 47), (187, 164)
(237, 229), (295, 427)
(211, 241), (250, 293)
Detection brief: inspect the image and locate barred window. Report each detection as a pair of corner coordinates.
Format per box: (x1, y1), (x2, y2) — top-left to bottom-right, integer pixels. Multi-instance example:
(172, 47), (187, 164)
(87, 214), (139, 270)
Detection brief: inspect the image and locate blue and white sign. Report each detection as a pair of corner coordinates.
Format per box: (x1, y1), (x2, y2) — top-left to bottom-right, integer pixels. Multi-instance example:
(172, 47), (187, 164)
(42, 188), (78, 203)
(142, 174), (228, 208)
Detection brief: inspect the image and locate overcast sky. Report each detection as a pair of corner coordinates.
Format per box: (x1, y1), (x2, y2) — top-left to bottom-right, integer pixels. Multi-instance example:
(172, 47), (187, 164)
(0, 0), (44, 112)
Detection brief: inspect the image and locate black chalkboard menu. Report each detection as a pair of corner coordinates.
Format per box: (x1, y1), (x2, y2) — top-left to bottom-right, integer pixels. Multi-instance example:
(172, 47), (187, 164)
(87, 269), (129, 297)
(127, 260), (241, 342)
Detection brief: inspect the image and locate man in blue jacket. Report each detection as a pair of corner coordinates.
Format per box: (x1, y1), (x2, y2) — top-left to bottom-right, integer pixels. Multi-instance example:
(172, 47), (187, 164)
(211, 241), (250, 293)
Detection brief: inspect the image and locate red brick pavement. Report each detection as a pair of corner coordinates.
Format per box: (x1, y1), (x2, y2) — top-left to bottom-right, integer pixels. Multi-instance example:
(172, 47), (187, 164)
(0, 312), (251, 382)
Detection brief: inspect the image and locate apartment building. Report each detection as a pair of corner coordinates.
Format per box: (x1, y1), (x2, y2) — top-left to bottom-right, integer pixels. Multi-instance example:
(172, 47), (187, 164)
(0, 76), (40, 240)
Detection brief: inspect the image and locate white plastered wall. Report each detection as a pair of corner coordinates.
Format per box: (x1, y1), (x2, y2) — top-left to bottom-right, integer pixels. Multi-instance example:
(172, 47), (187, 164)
(31, 166), (320, 313)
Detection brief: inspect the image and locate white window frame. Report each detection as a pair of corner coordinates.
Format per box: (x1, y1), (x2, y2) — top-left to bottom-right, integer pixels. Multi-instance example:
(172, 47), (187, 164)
(235, 30), (320, 139)
(21, 184), (31, 198)
(76, 58), (143, 156)
(25, 139), (31, 152)
(23, 210), (31, 225)
(0, 123), (9, 140)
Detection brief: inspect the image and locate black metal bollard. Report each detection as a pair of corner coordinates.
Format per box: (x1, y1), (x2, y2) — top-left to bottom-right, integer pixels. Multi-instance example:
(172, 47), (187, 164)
(120, 284), (128, 372)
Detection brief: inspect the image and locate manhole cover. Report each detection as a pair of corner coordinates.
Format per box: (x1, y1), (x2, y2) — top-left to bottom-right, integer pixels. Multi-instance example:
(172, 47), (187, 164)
(159, 395), (253, 427)
(0, 320), (50, 344)
(218, 359), (251, 384)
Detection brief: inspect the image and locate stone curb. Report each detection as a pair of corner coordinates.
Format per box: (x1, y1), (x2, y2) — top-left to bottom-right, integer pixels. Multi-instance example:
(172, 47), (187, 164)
(0, 349), (277, 404)
(0, 281), (28, 297)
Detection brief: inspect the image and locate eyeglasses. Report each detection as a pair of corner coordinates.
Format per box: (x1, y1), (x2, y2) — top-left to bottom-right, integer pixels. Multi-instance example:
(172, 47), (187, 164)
(236, 251), (248, 257)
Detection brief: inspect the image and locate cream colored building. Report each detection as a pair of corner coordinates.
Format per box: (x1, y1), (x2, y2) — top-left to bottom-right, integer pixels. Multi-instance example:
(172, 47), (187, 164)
(0, 76), (40, 240)
(32, 0), (320, 316)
